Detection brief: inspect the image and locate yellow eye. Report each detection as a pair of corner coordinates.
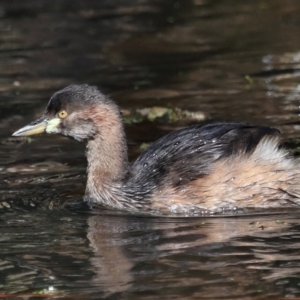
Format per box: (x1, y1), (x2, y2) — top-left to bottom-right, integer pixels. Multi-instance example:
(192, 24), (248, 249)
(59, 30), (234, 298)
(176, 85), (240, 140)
(58, 110), (68, 119)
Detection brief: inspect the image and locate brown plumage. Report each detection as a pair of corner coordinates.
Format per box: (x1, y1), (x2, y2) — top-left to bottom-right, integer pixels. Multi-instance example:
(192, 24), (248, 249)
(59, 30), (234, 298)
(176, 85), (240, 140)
(12, 84), (300, 215)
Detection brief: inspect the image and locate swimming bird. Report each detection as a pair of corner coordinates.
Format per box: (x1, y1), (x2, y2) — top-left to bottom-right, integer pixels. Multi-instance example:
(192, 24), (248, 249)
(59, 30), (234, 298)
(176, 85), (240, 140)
(12, 84), (300, 215)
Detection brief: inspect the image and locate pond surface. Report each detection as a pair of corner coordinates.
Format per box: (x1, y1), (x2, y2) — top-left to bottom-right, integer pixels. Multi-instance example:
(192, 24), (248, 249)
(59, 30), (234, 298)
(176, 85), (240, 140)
(1, 0), (300, 299)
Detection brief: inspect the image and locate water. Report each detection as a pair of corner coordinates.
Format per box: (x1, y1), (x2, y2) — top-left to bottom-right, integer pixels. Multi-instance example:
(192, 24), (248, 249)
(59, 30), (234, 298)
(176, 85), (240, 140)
(1, 0), (300, 298)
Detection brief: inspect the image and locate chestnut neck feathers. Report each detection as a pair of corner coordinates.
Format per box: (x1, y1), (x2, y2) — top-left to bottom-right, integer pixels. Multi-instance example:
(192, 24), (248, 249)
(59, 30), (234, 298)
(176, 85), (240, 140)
(85, 103), (128, 200)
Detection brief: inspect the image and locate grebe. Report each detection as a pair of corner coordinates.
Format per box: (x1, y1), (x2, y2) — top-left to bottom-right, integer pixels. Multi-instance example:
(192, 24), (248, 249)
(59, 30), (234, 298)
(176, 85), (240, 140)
(12, 84), (300, 215)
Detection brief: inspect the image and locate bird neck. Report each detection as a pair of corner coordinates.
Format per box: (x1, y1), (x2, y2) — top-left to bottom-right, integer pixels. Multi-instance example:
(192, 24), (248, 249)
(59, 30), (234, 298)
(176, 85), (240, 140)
(85, 108), (128, 200)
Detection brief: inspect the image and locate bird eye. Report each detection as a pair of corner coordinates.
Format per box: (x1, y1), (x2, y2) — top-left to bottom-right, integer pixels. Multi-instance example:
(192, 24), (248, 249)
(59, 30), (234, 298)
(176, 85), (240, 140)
(58, 110), (68, 119)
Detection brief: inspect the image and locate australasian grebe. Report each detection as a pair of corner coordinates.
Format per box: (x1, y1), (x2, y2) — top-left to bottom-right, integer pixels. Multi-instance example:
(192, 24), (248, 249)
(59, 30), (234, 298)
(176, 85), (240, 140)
(12, 84), (300, 215)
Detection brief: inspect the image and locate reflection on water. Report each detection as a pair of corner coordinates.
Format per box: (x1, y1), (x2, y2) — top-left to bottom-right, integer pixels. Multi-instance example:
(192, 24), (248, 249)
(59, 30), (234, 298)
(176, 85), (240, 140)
(1, 0), (300, 298)
(2, 210), (300, 299)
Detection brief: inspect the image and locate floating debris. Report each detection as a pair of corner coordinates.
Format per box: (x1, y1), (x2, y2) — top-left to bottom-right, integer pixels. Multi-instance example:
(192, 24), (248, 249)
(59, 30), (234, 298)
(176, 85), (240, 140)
(122, 106), (206, 124)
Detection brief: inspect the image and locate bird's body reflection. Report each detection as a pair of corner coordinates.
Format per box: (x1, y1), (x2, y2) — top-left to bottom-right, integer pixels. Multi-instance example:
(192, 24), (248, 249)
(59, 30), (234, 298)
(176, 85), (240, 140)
(86, 210), (300, 299)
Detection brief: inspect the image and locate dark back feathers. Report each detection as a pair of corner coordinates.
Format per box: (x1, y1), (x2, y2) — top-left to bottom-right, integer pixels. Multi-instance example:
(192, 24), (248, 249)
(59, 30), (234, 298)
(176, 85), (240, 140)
(127, 123), (280, 191)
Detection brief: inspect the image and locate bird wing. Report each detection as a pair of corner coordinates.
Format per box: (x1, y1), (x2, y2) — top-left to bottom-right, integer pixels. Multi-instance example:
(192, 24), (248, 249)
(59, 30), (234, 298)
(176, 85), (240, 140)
(127, 122), (280, 191)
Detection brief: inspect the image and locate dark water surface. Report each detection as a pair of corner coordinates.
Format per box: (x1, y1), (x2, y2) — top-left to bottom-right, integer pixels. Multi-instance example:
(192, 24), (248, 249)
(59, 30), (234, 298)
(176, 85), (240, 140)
(1, 0), (300, 299)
